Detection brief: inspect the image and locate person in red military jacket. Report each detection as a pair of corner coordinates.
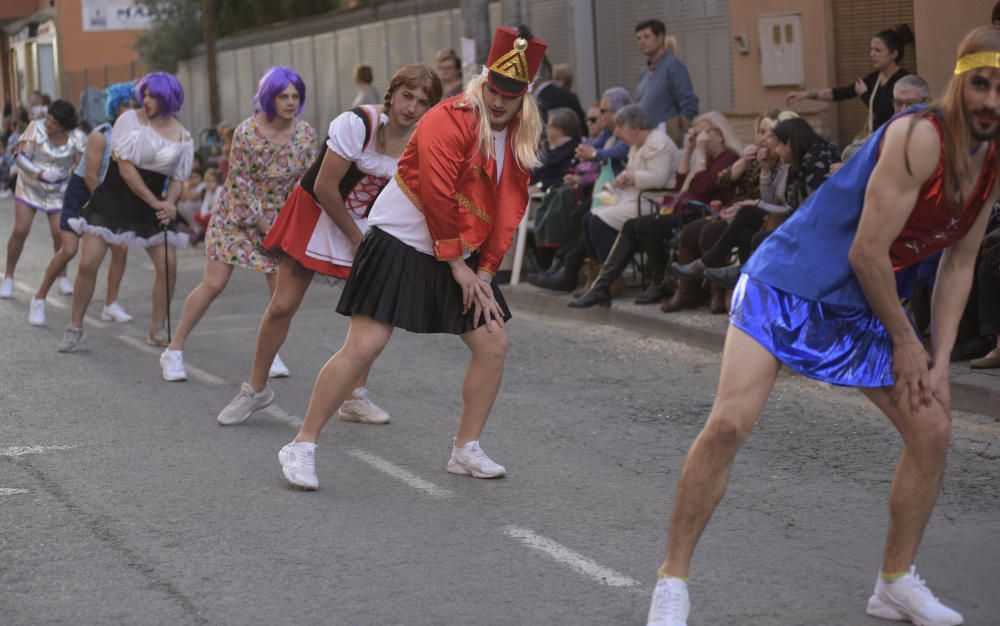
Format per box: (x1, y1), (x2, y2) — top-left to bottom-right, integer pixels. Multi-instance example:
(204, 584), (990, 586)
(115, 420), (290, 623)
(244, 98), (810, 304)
(276, 26), (547, 491)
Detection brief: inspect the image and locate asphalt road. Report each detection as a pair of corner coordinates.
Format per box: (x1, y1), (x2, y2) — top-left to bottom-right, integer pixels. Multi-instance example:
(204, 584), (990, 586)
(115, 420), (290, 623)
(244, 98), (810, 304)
(1, 197), (998, 625)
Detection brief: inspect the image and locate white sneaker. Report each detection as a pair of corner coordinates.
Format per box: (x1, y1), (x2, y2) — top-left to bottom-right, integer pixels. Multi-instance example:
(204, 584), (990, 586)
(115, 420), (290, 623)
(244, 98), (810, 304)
(28, 298), (45, 326)
(217, 382), (274, 425)
(0, 277), (13, 299)
(101, 301), (133, 322)
(647, 577), (690, 626)
(57, 276), (73, 295)
(337, 387), (390, 424)
(278, 441), (319, 490)
(268, 353), (290, 378)
(159, 349), (188, 382)
(447, 439), (506, 478)
(57, 326), (85, 352)
(866, 566), (963, 626)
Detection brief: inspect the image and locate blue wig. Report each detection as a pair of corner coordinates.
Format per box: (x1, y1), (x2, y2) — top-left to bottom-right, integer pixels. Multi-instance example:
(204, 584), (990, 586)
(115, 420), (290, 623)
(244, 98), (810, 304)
(104, 81), (136, 121)
(134, 72), (184, 116)
(254, 66), (306, 120)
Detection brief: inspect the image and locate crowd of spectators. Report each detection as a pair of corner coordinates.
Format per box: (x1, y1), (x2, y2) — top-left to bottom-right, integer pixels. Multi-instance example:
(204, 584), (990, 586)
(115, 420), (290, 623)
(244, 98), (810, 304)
(524, 13), (1000, 371)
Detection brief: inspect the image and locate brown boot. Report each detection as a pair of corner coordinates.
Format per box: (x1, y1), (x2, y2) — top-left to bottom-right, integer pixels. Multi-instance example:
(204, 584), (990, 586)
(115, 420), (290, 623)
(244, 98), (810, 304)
(709, 283), (727, 314)
(610, 276), (626, 298)
(572, 259), (601, 298)
(660, 278), (706, 313)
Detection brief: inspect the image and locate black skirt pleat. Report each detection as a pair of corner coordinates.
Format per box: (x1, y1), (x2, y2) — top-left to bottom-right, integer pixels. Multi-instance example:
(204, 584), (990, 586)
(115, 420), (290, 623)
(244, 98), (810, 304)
(336, 227), (512, 335)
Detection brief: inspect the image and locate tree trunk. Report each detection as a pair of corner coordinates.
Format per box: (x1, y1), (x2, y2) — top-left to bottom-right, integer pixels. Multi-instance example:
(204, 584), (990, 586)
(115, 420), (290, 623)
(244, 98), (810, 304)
(202, 0), (220, 126)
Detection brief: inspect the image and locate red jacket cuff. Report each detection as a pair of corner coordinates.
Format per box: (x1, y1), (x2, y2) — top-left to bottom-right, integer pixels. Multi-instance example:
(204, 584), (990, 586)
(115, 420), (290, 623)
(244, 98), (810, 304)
(433, 238), (464, 261)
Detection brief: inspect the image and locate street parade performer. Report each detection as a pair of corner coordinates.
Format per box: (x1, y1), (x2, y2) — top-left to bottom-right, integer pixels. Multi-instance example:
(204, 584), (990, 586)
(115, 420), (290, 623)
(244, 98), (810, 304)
(647, 25), (1000, 626)
(212, 63), (441, 427)
(275, 26), (547, 491)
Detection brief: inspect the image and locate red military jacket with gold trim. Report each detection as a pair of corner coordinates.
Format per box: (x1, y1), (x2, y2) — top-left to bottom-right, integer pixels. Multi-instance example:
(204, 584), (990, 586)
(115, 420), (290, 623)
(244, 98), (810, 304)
(394, 95), (530, 275)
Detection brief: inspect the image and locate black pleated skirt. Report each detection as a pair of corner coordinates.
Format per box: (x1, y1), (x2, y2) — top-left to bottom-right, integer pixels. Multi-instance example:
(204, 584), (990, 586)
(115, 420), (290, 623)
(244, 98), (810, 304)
(70, 161), (187, 247)
(336, 227), (512, 335)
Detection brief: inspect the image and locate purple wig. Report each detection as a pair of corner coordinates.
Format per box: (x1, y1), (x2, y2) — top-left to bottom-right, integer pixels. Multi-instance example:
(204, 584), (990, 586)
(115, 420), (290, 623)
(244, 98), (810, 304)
(134, 72), (184, 116)
(254, 66), (306, 120)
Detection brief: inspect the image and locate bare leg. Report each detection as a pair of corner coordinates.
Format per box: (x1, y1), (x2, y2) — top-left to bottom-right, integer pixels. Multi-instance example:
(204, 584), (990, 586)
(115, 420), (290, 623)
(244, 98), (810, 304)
(145, 244), (177, 333)
(104, 245), (128, 306)
(860, 388), (952, 573)
(69, 233), (110, 327)
(247, 256), (313, 392)
(454, 325), (510, 446)
(295, 315), (395, 443)
(36, 231), (79, 299)
(168, 258), (234, 351)
(45, 212), (64, 277)
(4, 200), (36, 278)
(661, 326), (782, 578)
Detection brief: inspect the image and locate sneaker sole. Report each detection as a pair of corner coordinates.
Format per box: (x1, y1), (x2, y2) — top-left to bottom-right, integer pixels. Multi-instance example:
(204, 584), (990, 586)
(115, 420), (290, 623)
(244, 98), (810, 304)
(278, 450), (318, 491)
(57, 335), (86, 353)
(866, 594), (961, 626)
(28, 318), (45, 326)
(101, 314), (133, 322)
(337, 409), (390, 425)
(217, 392), (274, 426)
(268, 370), (290, 379)
(161, 371), (188, 382)
(446, 460), (506, 478)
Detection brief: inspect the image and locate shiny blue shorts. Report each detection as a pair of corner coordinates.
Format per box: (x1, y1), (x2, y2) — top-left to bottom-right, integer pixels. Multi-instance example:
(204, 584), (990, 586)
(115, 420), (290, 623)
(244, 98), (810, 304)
(729, 273), (894, 388)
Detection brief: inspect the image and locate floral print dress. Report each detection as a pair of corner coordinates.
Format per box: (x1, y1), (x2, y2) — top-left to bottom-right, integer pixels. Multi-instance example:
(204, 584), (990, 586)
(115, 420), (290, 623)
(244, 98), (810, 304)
(205, 116), (316, 273)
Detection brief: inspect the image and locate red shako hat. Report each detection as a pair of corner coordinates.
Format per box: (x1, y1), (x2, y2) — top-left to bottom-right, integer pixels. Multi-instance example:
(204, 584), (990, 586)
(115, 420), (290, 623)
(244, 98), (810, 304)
(486, 26), (548, 97)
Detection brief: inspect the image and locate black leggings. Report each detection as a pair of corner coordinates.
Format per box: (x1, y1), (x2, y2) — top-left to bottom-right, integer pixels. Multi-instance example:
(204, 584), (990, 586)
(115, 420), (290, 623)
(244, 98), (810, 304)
(701, 205), (767, 266)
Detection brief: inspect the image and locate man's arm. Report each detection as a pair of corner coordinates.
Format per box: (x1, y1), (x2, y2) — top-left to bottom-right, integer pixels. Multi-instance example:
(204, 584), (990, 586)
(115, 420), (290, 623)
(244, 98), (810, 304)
(667, 60), (699, 121)
(82, 131), (105, 193)
(848, 116), (940, 410)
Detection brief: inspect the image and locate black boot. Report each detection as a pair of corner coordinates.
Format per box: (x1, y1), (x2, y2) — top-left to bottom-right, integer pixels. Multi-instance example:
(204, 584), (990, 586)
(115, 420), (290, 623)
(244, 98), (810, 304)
(527, 256), (563, 283)
(568, 235), (634, 308)
(635, 237), (669, 304)
(530, 266), (576, 291)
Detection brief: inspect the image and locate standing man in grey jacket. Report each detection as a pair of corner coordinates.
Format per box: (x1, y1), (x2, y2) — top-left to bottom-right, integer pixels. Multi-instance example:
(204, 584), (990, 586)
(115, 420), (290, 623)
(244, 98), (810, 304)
(634, 19), (699, 144)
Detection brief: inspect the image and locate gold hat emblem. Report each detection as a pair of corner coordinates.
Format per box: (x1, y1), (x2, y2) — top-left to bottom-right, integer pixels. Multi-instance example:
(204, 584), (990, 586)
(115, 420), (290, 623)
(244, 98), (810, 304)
(490, 40), (530, 83)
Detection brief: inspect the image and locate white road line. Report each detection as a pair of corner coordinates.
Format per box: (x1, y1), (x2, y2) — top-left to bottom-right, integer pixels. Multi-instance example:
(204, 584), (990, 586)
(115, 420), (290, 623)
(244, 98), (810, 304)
(346, 449), (453, 498)
(261, 404), (303, 428)
(0, 445), (76, 457)
(0, 488), (30, 496)
(114, 335), (226, 386)
(503, 525), (640, 588)
(84, 314), (109, 329)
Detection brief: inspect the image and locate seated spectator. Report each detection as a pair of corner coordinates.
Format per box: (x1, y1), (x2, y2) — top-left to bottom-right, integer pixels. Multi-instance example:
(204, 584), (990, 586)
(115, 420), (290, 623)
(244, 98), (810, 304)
(176, 168), (206, 239)
(972, 216), (1000, 368)
(534, 56), (586, 127)
(575, 111), (741, 311)
(193, 167), (222, 236)
(553, 63), (574, 90)
(529, 88), (633, 291)
(673, 116), (840, 293)
(533, 103), (602, 260)
(580, 104), (680, 264)
(532, 107), (583, 191)
(663, 110), (785, 312)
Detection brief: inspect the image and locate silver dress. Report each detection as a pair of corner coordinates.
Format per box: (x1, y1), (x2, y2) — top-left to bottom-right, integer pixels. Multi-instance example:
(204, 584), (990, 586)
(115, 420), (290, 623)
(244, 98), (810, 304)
(14, 120), (87, 212)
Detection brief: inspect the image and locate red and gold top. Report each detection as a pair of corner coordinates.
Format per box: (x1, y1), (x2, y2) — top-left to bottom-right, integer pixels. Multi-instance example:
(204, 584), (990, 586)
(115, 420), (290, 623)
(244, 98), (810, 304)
(393, 95), (531, 275)
(890, 116), (998, 268)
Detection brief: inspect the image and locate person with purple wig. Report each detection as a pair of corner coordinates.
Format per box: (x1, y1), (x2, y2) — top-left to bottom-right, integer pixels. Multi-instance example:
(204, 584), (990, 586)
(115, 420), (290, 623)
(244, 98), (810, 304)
(60, 71), (194, 352)
(28, 81), (138, 328)
(159, 66), (316, 382)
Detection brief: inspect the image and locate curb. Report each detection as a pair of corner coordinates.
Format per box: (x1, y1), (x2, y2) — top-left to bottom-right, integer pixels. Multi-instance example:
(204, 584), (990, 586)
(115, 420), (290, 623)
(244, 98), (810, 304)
(505, 284), (1000, 420)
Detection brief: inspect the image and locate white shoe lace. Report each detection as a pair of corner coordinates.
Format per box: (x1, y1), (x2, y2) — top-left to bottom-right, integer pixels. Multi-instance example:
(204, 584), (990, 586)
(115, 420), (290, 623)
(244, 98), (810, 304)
(895, 568), (939, 605)
(290, 447), (315, 475)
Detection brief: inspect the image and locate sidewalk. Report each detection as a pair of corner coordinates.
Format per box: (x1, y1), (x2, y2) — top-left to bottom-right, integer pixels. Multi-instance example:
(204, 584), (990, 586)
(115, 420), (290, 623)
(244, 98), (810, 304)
(505, 283), (1000, 420)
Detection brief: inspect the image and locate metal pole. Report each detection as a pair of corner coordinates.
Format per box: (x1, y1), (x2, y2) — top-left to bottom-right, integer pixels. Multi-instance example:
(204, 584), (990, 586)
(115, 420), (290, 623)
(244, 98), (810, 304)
(461, 0), (491, 66)
(202, 0), (220, 125)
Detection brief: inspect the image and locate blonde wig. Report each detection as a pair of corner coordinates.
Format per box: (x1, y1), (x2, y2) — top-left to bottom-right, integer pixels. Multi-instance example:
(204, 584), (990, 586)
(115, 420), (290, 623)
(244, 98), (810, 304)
(462, 73), (542, 171)
(908, 25), (1000, 210)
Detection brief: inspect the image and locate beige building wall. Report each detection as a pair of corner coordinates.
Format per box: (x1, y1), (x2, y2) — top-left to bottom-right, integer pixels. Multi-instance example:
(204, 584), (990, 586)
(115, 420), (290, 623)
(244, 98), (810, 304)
(915, 0), (996, 97)
(728, 0), (836, 142)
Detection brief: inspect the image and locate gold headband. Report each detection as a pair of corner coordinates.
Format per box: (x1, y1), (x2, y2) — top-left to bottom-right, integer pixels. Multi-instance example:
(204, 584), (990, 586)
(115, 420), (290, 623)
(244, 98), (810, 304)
(954, 51), (1000, 75)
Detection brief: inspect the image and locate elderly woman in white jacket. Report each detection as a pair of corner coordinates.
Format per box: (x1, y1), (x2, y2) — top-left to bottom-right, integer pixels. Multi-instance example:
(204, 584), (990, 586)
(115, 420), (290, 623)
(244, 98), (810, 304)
(571, 104), (680, 307)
